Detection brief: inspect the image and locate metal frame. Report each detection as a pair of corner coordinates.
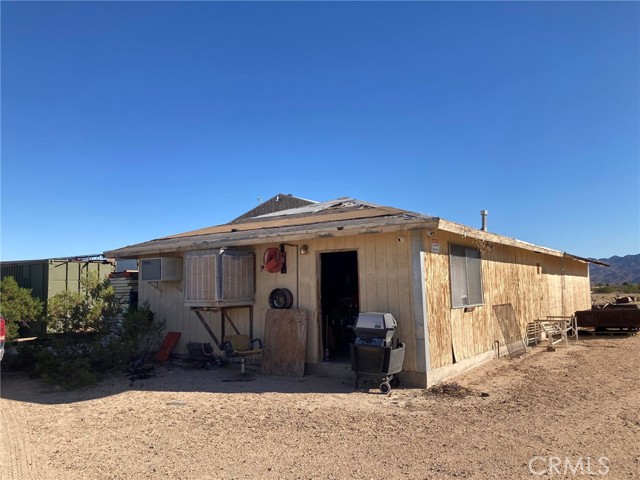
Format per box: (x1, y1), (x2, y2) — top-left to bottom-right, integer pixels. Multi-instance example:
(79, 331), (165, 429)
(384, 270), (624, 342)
(536, 315), (578, 347)
(191, 305), (254, 349)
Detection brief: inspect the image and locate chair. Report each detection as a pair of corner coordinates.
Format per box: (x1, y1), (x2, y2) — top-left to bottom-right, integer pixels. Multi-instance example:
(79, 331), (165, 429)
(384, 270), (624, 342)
(221, 334), (263, 373)
(536, 315), (578, 348)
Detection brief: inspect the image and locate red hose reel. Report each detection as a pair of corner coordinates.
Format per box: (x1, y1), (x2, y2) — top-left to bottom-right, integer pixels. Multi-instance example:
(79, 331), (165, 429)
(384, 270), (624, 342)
(262, 246), (286, 273)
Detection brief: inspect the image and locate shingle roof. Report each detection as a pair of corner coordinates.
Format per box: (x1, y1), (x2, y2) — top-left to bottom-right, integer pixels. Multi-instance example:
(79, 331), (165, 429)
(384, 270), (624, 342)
(103, 196), (606, 266)
(104, 198), (436, 258)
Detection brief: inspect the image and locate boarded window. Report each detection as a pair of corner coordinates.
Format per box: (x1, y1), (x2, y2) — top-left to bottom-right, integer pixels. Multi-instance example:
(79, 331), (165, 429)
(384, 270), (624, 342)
(449, 244), (483, 308)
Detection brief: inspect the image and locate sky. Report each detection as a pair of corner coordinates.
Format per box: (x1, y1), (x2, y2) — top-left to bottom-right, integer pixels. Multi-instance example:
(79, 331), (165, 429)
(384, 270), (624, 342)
(1, 1), (638, 261)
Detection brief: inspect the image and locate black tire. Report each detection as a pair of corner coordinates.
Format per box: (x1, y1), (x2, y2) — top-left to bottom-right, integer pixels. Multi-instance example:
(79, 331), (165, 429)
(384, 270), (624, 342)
(391, 376), (400, 388)
(269, 288), (294, 309)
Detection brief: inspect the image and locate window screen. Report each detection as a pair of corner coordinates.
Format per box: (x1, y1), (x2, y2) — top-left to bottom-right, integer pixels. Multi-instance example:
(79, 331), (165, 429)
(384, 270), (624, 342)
(449, 244), (483, 308)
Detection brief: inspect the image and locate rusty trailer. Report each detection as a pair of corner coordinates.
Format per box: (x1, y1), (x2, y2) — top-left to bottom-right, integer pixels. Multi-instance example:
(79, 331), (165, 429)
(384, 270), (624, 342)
(576, 302), (640, 332)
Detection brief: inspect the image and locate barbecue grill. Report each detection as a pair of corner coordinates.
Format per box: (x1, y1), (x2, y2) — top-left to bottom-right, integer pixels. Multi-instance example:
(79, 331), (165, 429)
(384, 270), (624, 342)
(350, 312), (405, 393)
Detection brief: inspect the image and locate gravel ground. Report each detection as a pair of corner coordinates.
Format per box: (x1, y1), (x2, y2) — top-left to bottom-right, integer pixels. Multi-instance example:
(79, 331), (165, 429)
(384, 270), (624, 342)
(1, 333), (639, 480)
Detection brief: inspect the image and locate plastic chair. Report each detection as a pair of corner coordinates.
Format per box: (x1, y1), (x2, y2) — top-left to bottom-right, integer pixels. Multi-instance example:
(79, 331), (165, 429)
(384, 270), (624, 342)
(221, 334), (262, 373)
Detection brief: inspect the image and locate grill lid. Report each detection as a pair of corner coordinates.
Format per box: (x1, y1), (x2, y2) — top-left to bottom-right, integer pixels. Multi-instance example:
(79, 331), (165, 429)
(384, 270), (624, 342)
(353, 312), (397, 341)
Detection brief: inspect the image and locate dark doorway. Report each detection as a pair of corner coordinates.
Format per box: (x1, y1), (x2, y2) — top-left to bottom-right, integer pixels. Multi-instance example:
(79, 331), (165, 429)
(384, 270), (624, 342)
(320, 251), (359, 363)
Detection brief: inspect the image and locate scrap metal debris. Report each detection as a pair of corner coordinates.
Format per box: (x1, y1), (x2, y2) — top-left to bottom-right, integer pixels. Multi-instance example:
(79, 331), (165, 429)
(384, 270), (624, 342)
(127, 355), (156, 383)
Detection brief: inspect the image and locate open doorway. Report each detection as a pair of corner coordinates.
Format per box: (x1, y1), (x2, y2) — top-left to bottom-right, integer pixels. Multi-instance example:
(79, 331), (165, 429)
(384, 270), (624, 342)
(320, 251), (359, 363)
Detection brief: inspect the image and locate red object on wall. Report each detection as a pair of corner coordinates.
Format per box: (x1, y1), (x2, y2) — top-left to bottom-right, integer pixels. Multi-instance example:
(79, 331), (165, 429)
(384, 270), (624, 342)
(156, 331), (181, 362)
(262, 247), (286, 273)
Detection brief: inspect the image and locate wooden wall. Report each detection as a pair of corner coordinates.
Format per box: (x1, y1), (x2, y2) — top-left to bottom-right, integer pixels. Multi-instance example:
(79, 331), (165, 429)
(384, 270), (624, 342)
(138, 231), (420, 371)
(423, 230), (591, 370)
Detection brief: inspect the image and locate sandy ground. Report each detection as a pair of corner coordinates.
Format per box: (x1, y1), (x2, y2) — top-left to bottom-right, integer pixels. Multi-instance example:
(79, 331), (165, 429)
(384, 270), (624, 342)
(1, 334), (639, 480)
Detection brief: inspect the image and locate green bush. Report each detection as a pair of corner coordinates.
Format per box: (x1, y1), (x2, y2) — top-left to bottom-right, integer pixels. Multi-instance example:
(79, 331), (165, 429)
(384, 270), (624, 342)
(47, 273), (121, 334)
(0, 276), (44, 341)
(1, 340), (42, 374)
(26, 303), (164, 390)
(592, 284), (640, 295)
(6, 277), (165, 390)
(34, 347), (96, 390)
(121, 302), (165, 356)
(621, 284), (640, 294)
(593, 285), (616, 294)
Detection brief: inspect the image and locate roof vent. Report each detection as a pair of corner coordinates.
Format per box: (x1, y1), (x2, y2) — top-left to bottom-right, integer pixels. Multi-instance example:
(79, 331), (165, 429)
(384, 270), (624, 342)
(480, 210), (488, 232)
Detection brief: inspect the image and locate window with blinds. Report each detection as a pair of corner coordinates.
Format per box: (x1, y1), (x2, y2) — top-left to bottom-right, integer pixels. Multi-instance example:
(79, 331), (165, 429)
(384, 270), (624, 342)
(449, 244), (483, 308)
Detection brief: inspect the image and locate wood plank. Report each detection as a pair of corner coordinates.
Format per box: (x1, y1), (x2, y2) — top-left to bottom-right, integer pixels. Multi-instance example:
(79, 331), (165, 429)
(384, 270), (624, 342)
(395, 231), (414, 370)
(363, 235), (377, 311)
(262, 309), (308, 376)
(374, 233), (389, 312)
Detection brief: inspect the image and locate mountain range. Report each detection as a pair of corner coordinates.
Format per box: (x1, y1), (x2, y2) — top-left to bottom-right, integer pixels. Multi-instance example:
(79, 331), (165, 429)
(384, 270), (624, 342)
(589, 254), (640, 285)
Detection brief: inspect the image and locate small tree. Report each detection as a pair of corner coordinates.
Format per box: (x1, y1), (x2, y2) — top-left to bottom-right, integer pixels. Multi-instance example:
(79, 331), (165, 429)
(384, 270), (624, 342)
(0, 276), (44, 341)
(47, 273), (121, 334)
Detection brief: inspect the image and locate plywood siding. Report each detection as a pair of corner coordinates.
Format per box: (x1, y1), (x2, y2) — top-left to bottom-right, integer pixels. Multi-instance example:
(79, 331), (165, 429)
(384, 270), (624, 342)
(424, 231), (591, 370)
(138, 231), (420, 371)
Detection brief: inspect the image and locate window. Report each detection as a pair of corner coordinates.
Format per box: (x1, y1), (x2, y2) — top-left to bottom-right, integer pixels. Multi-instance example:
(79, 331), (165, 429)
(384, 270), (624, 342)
(449, 244), (483, 308)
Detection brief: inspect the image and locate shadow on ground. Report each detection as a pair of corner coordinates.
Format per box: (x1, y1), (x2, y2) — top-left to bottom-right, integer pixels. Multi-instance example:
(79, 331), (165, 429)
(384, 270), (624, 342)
(0, 360), (383, 405)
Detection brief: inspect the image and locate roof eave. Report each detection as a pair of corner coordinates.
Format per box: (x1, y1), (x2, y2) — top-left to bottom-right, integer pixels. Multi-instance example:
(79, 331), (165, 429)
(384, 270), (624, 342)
(436, 219), (604, 264)
(105, 217), (438, 259)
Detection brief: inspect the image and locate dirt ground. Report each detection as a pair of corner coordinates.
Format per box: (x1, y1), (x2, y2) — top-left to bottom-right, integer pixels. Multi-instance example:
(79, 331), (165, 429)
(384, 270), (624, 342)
(1, 333), (639, 480)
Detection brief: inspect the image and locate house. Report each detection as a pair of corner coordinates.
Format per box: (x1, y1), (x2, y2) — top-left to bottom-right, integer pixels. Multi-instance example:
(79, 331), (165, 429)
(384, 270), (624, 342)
(104, 197), (599, 386)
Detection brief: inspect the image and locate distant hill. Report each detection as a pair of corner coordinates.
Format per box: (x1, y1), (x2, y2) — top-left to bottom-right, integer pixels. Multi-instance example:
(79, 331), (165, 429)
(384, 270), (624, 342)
(589, 254), (640, 285)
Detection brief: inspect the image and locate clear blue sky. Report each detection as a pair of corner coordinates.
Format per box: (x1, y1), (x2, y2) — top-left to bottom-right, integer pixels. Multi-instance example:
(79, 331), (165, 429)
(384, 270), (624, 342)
(1, 1), (638, 261)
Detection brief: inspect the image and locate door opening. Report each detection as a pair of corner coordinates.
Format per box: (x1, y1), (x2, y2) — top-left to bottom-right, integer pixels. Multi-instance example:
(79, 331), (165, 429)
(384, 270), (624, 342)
(320, 251), (359, 363)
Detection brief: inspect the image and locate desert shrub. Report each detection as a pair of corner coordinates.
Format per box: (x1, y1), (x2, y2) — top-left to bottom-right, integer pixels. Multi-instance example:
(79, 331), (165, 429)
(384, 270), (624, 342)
(47, 273), (121, 334)
(592, 284), (640, 295)
(0, 276), (44, 341)
(621, 283), (640, 294)
(34, 347), (96, 390)
(30, 301), (164, 389)
(1, 339), (43, 374)
(8, 276), (165, 390)
(121, 302), (165, 357)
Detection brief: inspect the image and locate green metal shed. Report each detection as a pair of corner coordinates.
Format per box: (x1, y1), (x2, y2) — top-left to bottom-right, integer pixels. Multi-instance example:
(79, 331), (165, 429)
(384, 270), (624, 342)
(0, 255), (115, 336)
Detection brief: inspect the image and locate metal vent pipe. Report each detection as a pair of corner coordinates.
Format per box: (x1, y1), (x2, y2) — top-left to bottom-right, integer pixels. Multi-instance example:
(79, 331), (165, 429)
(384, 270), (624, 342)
(480, 210), (488, 231)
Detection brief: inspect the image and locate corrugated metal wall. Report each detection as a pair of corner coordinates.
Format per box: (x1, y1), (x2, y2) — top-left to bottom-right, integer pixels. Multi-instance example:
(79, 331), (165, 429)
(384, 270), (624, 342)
(1, 260), (113, 302)
(423, 230), (591, 370)
(1, 261), (49, 301)
(47, 260), (113, 298)
(1, 259), (114, 337)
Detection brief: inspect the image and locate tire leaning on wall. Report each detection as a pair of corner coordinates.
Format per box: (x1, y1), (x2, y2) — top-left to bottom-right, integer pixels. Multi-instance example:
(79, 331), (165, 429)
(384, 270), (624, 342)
(268, 288), (294, 309)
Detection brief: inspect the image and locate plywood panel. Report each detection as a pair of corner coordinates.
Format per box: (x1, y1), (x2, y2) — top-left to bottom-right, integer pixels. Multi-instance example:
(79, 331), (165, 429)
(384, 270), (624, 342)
(423, 230), (591, 370)
(424, 237), (454, 369)
(262, 309), (308, 376)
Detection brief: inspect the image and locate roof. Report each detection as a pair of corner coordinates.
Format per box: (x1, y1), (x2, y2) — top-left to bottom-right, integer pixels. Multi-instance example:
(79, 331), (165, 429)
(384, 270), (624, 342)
(0, 254), (112, 266)
(105, 198), (436, 258)
(231, 193), (317, 222)
(103, 197), (607, 266)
